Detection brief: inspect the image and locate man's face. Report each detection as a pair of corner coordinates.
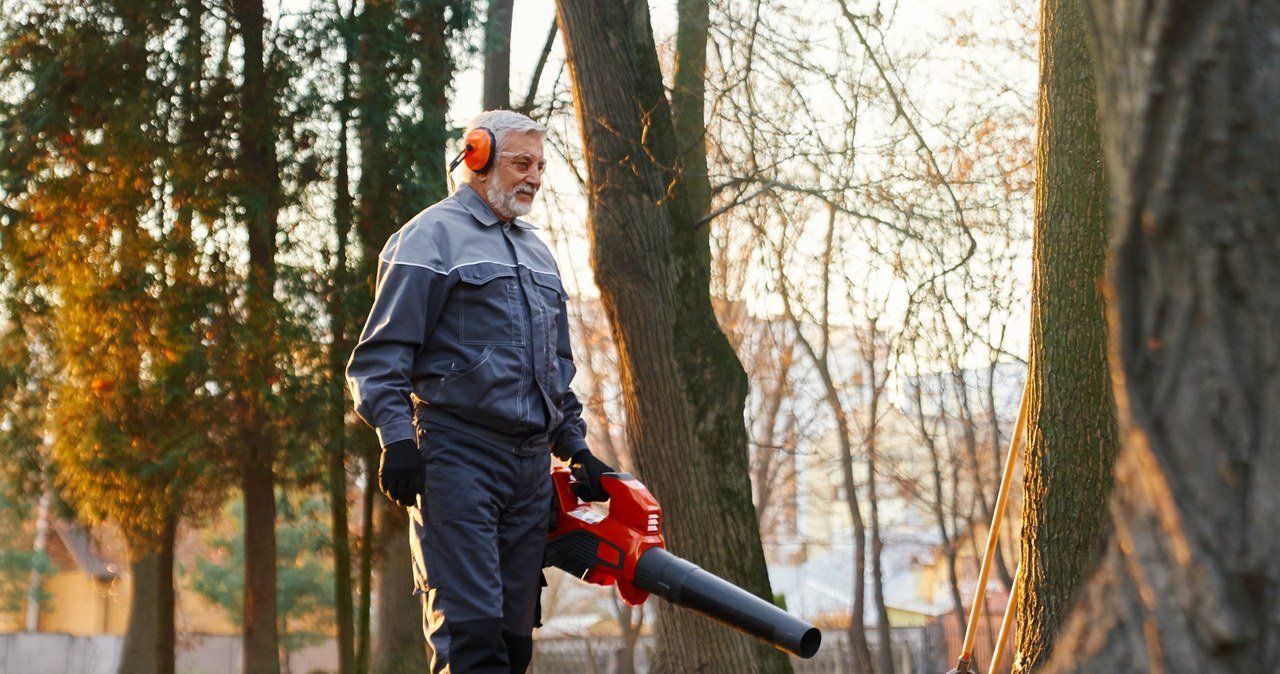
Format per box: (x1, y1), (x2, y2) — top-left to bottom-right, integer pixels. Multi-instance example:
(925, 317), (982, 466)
(484, 131), (545, 220)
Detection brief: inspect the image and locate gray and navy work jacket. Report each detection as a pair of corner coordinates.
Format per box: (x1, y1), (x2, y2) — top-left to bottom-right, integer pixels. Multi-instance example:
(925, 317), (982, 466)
(346, 183), (589, 461)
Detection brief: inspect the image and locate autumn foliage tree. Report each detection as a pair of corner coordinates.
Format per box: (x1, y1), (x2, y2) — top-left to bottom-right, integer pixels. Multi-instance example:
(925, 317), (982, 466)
(0, 4), (236, 672)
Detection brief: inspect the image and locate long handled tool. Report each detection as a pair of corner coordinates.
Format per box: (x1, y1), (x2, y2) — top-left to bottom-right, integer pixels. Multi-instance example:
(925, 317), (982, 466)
(946, 380), (1029, 674)
(986, 562), (1020, 674)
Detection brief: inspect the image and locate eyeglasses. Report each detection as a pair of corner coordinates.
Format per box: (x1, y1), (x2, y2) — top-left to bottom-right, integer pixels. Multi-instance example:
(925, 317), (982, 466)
(499, 152), (547, 176)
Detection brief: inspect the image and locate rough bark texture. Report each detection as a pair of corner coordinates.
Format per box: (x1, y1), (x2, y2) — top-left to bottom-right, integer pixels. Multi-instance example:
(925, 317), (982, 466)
(1041, 2), (1280, 672)
(1012, 0), (1118, 669)
(556, 1), (791, 671)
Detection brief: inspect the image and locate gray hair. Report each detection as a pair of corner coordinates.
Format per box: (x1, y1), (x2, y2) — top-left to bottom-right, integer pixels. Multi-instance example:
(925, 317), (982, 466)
(461, 110), (547, 178)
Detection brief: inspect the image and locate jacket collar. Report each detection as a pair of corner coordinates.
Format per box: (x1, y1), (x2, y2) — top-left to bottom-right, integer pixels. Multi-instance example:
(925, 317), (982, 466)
(454, 183), (537, 230)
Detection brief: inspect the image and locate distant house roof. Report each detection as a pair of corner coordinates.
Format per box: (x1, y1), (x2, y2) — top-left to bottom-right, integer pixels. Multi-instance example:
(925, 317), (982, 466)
(46, 522), (121, 583)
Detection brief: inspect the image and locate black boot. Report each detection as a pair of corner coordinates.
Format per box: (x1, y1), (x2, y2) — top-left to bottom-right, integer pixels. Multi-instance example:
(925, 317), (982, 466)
(448, 617), (509, 673)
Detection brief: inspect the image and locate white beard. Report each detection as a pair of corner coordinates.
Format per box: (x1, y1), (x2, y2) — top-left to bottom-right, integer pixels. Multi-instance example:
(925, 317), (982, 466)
(488, 181), (536, 219)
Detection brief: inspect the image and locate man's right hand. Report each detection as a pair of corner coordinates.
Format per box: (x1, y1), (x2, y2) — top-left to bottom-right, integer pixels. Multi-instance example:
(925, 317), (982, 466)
(569, 449), (616, 502)
(378, 439), (425, 508)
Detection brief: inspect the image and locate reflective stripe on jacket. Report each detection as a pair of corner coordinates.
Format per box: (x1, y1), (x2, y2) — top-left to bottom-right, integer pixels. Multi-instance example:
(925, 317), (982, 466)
(346, 183), (589, 460)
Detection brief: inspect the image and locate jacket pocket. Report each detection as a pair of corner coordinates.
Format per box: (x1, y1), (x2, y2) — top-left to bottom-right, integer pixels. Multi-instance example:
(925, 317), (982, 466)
(429, 345), (497, 403)
(455, 264), (525, 346)
(528, 270), (566, 345)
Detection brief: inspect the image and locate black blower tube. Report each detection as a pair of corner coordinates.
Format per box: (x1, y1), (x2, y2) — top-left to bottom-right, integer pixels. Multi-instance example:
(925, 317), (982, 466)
(632, 546), (821, 658)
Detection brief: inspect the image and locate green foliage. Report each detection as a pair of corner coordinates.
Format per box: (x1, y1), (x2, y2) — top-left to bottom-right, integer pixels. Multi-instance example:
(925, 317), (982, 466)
(0, 548), (52, 616)
(0, 323), (50, 501)
(186, 493), (338, 654)
(0, 493), (52, 616)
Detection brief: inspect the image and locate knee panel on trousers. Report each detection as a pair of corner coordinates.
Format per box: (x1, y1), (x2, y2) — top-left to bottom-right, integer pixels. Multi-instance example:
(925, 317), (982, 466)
(448, 617), (508, 674)
(503, 632), (533, 674)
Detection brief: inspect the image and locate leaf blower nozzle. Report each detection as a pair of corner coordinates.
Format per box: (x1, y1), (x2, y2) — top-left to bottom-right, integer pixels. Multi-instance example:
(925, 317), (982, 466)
(632, 545), (822, 658)
(545, 467), (822, 659)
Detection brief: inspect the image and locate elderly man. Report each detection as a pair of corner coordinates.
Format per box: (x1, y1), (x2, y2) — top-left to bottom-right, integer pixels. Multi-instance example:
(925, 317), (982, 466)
(346, 109), (614, 673)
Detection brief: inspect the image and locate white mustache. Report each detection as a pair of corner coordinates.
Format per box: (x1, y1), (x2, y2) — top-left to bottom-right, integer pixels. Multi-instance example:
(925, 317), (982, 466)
(514, 185), (537, 196)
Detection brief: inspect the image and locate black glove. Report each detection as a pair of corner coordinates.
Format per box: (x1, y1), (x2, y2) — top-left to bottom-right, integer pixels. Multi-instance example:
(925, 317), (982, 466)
(569, 449), (615, 502)
(378, 439), (425, 508)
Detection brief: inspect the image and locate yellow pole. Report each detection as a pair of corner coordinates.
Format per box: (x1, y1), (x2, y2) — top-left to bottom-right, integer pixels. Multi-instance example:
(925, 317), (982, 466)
(958, 379), (1029, 665)
(987, 563), (1020, 674)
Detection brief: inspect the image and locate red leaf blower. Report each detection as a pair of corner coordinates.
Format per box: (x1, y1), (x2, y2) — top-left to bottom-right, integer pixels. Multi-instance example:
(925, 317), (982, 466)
(543, 466), (822, 659)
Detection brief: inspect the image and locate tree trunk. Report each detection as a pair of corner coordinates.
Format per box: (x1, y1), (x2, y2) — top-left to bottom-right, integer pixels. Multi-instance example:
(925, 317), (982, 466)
(356, 460), (376, 674)
(370, 503), (427, 673)
(1012, 0), (1117, 671)
(864, 336), (895, 674)
(118, 514), (177, 674)
(1041, 2), (1280, 671)
(408, 0), (452, 215)
(327, 29), (357, 673)
(230, 0), (281, 671)
(779, 211), (874, 674)
(556, 1), (790, 671)
(482, 0), (514, 110)
(352, 2), (425, 670)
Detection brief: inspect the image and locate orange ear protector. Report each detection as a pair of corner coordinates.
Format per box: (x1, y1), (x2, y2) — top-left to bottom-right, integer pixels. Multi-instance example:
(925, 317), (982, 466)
(448, 127), (495, 173)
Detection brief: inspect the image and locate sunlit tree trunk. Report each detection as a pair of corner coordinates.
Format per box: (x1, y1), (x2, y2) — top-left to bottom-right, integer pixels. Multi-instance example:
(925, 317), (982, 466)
(556, 0), (791, 671)
(1041, 2), (1280, 671)
(1011, 0), (1117, 670)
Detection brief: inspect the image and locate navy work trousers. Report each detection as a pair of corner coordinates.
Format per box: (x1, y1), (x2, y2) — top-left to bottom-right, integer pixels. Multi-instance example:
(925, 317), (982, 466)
(409, 419), (552, 674)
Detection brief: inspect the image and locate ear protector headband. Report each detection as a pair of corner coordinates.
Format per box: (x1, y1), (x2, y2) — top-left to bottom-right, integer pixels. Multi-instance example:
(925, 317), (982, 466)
(448, 127), (496, 174)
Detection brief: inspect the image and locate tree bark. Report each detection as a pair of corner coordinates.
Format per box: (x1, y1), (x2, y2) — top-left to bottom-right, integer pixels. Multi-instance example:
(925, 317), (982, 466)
(556, 1), (790, 671)
(482, 0), (514, 110)
(370, 503), (427, 673)
(1041, 2), (1280, 671)
(863, 325), (895, 674)
(327, 24), (357, 673)
(777, 210), (873, 674)
(1012, 0), (1118, 671)
(117, 514), (177, 674)
(230, 0), (281, 671)
(352, 2), (428, 671)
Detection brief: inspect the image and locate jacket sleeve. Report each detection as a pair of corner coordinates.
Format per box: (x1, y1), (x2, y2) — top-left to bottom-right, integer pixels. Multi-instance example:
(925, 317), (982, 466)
(345, 251), (448, 449)
(549, 293), (590, 462)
